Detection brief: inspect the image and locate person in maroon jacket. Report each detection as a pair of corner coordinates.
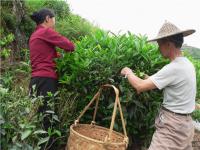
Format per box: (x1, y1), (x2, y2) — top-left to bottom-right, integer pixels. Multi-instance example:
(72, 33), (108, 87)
(29, 8), (75, 129)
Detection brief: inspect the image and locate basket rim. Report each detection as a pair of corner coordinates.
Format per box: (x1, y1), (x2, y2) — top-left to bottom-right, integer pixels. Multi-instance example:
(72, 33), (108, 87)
(70, 123), (128, 145)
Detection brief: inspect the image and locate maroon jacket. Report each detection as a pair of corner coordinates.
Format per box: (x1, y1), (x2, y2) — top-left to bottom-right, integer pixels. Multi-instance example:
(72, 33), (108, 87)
(29, 25), (74, 79)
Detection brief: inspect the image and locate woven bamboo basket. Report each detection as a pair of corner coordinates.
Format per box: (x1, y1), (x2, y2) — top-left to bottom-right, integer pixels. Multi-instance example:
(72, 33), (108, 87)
(192, 129), (200, 150)
(66, 84), (129, 150)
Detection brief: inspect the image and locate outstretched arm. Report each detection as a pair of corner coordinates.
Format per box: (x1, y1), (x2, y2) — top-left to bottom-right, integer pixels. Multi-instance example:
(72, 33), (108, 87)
(45, 28), (75, 52)
(121, 67), (157, 94)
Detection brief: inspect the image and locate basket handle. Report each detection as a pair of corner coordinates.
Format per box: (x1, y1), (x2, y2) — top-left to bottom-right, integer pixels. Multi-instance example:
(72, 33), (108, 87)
(75, 84), (128, 143)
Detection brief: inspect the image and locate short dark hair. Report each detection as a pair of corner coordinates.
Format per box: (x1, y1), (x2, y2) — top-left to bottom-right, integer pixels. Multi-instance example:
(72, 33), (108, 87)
(30, 8), (55, 25)
(166, 34), (184, 48)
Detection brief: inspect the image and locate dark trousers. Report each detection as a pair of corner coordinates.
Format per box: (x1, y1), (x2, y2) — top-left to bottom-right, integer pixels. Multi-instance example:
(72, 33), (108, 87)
(29, 77), (58, 97)
(29, 77), (58, 130)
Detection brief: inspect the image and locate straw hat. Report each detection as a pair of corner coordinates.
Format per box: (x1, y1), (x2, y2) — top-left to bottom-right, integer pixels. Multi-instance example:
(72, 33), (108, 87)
(148, 21), (195, 42)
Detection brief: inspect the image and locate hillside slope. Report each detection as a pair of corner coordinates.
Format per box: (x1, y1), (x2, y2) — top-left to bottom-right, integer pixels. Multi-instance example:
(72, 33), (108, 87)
(182, 44), (200, 59)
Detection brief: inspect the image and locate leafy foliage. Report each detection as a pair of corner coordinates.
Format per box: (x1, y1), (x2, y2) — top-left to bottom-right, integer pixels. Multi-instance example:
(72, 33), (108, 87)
(25, 0), (70, 19)
(56, 30), (168, 147)
(56, 14), (99, 41)
(0, 82), (76, 149)
(0, 31), (14, 59)
(193, 110), (200, 121)
(1, 0), (200, 149)
(25, 0), (98, 41)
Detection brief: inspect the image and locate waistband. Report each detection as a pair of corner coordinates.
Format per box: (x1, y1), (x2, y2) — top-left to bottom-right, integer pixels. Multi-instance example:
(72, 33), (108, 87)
(161, 106), (191, 117)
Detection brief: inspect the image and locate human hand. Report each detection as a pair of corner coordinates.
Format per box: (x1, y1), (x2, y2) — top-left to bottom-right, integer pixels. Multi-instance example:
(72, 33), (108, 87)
(121, 67), (133, 78)
(56, 52), (61, 58)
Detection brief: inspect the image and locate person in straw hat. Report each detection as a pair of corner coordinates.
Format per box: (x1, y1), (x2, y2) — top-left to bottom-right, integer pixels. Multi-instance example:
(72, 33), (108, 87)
(121, 21), (196, 150)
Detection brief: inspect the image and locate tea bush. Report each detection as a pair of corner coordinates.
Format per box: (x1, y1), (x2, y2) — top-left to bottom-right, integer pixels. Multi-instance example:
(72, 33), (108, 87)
(56, 30), (169, 148)
(1, 29), (199, 149)
(1, 0), (199, 147)
(56, 30), (200, 148)
(0, 83), (77, 150)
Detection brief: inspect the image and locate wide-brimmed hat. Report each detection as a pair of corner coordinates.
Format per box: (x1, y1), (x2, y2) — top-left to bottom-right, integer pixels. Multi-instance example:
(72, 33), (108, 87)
(148, 21), (195, 42)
